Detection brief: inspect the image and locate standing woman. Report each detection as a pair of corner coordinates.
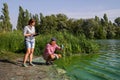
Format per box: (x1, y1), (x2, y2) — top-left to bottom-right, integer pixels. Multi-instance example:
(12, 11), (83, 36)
(23, 19), (36, 67)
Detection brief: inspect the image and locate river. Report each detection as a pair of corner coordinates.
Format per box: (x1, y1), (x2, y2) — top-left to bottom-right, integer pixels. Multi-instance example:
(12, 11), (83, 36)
(56, 40), (120, 80)
(33, 40), (120, 80)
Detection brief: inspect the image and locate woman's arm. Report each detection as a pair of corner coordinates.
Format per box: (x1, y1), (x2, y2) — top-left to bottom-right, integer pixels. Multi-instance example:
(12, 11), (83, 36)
(24, 34), (30, 36)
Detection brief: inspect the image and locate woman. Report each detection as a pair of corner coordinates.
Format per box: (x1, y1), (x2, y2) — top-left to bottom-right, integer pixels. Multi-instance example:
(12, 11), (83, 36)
(43, 37), (62, 65)
(23, 19), (36, 67)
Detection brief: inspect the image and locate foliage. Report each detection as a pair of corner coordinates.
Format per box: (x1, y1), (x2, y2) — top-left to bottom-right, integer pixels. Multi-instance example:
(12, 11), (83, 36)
(0, 3), (120, 39)
(0, 50), (23, 61)
(0, 31), (99, 56)
(114, 17), (120, 27)
(0, 31), (25, 53)
(31, 13), (120, 39)
(17, 6), (30, 30)
(0, 3), (12, 31)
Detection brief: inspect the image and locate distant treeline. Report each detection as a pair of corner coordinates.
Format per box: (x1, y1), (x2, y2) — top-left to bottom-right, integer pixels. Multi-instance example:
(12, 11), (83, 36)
(0, 3), (120, 39)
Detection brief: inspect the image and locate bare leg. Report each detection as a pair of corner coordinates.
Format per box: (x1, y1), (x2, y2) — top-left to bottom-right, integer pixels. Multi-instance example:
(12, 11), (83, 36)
(23, 48), (31, 64)
(46, 54), (55, 65)
(29, 48), (34, 63)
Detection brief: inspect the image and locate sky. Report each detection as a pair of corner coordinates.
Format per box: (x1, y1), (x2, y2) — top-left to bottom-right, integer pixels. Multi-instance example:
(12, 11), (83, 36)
(0, 0), (120, 29)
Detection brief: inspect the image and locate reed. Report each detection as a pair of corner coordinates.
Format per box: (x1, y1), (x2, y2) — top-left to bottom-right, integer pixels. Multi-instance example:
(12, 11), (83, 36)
(0, 31), (99, 56)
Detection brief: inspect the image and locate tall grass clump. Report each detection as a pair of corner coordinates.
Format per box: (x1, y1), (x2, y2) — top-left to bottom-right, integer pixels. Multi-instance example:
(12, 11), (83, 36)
(0, 31), (99, 56)
(77, 34), (99, 54)
(0, 31), (25, 53)
(35, 31), (99, 56)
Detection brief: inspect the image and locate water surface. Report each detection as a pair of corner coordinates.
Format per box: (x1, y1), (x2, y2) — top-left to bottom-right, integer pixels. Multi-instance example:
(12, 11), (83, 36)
(56, 40), (120, 80)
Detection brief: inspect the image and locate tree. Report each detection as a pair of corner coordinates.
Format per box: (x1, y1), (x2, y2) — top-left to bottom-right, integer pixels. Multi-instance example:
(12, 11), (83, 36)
(39, 14), (47, 33)
(17, 6), (30, 30)
(40, 13), (44, 24)
(81, 19), (96, 39)
(1, 3), (12, 31)
(103, 13), (108, 23)
(71, 19), (84, 35)
(0, 15), (3, 31)
(56, 14), (68, 32)
(23, 9), (30, 27)
(32, 14), (40, 33)
(114, 17), (120, 26)
(95, 16), (99, 22)
(43, 15), (57, 33)
(17, 6), (24, 30)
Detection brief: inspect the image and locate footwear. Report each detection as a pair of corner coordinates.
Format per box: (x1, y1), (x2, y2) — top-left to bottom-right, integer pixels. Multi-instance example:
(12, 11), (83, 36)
(49, 61), (54, 65)
(46, 62), (51, 65)
(46, 61), (53, 65)
(23, 63), (28, 67)
(29, 62), (35, 66)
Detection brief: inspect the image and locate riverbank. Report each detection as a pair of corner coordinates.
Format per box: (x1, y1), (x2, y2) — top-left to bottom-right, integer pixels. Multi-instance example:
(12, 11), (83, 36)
(0, 54), (69, 80)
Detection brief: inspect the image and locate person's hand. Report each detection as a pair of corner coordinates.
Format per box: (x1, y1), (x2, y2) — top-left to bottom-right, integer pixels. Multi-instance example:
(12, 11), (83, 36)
(26, 34), (33, 37)
(28, 33), (34, 37)
(30, 34), (34, 37)
(30, 33), (38, 37)
(33, 33), (39, 36)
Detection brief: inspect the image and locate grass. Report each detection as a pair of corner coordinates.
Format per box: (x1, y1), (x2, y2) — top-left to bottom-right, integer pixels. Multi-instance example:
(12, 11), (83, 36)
(0, 50), (24, 61)
(54, 53), (100, 70)
(0, 30), (99, 60)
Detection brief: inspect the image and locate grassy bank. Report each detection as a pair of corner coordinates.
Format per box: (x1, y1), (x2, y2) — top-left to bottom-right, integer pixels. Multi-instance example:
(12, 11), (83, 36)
(0, 31), (99, 59)
(0, 50), (24, 61)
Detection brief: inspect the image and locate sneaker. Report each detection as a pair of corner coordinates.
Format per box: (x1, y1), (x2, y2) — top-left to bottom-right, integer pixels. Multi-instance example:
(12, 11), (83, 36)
(29, 62), (35, 66)
(23, 63), (28, 67)
(49, 61), (54, 65)
(46, 62), (51, 65)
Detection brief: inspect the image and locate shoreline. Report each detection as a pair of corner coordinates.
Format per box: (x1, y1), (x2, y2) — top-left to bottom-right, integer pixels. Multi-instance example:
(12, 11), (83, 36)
(0, 56), (69, 80)
(33, 57), (70, 80)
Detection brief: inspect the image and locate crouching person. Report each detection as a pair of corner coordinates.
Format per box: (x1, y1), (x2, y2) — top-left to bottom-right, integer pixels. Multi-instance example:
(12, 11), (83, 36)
(43, 37), (62, 65)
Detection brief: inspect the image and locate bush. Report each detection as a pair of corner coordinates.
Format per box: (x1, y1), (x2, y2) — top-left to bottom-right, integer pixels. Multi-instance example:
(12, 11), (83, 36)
(0, 31), (99, 56)
(0, 31), (25, 53)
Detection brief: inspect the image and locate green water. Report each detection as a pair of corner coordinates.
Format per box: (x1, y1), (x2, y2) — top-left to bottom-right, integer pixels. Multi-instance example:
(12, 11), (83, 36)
(55, 40), (120, 80)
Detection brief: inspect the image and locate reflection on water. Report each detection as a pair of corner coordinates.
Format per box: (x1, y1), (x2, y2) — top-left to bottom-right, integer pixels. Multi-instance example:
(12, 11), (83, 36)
(59, 40), (120, 80)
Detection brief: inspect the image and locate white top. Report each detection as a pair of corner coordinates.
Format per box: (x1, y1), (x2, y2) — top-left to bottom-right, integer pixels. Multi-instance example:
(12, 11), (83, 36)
(23, 25), (35, 42)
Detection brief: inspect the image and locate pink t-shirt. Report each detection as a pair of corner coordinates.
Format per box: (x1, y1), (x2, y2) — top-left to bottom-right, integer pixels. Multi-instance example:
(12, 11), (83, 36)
(44, 43), (61, 55)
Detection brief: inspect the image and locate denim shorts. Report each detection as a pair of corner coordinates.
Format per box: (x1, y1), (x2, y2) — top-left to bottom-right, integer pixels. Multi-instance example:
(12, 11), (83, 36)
(25, 41), (35, 49)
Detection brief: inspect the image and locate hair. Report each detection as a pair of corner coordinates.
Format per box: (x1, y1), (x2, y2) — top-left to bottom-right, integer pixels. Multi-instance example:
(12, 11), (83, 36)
(51, 37), (56, 41)
(28, 19), (35, 25)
